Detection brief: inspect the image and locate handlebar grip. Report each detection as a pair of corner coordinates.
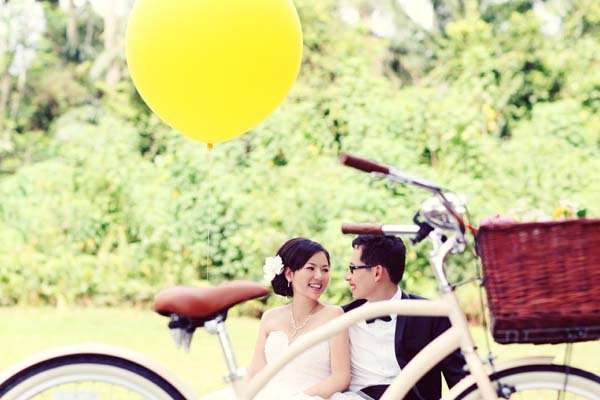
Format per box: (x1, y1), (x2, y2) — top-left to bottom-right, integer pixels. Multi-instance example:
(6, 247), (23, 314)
(341, 223), (384, 235)
(339, 153), (389, 175)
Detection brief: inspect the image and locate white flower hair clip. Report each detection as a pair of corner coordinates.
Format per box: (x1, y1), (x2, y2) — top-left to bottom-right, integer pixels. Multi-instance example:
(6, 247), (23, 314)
(263, 255), (284, 283)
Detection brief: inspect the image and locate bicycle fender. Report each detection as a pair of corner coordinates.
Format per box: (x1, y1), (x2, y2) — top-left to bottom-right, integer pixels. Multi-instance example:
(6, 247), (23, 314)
(441, 356), (554, 400)
(0, 343), (198, 400)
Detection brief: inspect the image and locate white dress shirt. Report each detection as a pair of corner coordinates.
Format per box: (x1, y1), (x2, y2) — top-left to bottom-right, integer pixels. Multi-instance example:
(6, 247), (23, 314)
(348, 288), (403, 392)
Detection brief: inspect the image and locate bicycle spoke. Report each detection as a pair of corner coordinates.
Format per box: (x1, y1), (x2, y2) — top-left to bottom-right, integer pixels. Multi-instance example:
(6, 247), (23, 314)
(0, 353), (187, 400)
(27, 381), (148, 399)
(457, 365), (600, 400)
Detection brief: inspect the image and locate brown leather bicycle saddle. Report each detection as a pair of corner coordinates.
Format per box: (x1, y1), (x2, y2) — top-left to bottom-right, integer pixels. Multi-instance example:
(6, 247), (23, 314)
(154, 281), (269, 327)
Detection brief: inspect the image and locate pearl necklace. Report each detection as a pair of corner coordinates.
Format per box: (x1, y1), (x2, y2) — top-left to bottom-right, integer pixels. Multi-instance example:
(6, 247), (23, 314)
(290, 304), (318, 338)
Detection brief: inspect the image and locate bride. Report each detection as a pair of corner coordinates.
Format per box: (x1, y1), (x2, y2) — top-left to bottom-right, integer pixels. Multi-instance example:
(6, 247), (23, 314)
(204, 238), (350, 399)
(246, 237), (350, 399)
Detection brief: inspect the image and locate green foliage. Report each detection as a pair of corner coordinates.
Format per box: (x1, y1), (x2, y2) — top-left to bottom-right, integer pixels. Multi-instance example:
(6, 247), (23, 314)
(0, 1), (599, 319)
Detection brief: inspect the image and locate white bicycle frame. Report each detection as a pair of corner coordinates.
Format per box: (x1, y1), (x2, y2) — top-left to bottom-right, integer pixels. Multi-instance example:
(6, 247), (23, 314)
(243, 297), (490, 400)
(211, 234), (512, 400)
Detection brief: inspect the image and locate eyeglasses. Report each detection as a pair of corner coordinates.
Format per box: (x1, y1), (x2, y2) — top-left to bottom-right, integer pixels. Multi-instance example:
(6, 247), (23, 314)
(348, 264), (375, 274)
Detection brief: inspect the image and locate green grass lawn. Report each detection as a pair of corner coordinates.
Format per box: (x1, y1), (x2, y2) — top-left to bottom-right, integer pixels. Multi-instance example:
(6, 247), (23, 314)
(0, 307), (598, 397)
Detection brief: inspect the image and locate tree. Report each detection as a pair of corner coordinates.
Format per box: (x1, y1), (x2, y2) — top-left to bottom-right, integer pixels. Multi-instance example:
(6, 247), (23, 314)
(0, 0), (46, 135)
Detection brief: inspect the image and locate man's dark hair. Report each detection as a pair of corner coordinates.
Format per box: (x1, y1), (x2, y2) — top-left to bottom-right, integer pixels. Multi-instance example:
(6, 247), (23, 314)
(352, 235), (406, 284)
(271, 238), (330, 297)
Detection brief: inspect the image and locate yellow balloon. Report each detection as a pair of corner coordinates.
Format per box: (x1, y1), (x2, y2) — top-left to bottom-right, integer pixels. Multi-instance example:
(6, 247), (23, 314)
(126, 0), (303, 144)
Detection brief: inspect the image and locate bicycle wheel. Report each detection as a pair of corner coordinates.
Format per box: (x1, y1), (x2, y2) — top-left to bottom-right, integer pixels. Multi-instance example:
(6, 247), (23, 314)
(0, 353), (189, 400)
(456, 364), (600, 400)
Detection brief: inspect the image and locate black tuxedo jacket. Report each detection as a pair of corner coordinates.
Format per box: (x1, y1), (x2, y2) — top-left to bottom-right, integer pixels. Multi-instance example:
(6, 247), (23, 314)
(342, 292), (466, 400)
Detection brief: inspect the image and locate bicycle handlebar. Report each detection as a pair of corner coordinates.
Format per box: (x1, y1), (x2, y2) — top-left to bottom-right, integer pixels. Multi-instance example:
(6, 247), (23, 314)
(339, 152), (466, 237)
(339, 152), (441, 192)
(339, 153), (390, 175)
(341, 223), (420, 236)
(341, 223), (383, 235)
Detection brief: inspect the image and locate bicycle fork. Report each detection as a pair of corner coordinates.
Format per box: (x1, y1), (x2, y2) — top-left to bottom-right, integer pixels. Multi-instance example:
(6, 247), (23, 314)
(432, 234), (498, 400)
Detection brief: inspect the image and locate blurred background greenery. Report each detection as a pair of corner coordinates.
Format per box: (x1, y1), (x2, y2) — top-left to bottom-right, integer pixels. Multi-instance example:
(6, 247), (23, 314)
(0, 0), (599, 321)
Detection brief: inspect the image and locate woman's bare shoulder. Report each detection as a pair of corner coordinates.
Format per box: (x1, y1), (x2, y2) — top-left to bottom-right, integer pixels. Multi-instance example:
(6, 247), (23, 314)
(260, 305), (289, 329)
(317, 304), (344, 321)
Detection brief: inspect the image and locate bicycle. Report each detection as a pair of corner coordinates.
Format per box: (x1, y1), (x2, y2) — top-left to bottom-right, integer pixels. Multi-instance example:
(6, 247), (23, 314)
(1, 153), (598, 400)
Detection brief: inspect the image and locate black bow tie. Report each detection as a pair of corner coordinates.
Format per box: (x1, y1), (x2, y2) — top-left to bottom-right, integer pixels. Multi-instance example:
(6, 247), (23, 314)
(366, 315), (392, 324)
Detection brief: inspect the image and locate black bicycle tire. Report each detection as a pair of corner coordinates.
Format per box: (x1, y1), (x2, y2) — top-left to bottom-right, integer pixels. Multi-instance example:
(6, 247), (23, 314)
(0, 352), (187, 399)
(455, 364), (600, 400)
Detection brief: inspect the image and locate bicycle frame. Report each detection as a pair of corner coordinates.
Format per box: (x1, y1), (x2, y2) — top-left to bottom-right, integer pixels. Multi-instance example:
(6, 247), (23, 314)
(242, 298), (472, 400)
(210, 234), (498, 400)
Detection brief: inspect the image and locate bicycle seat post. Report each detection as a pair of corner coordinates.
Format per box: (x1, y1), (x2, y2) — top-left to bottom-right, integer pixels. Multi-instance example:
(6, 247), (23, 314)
(205, 316), (245, 384)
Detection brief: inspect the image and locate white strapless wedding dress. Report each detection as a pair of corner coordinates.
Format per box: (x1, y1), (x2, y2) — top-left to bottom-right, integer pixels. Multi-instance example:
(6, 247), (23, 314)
(203, 330), (350, 400)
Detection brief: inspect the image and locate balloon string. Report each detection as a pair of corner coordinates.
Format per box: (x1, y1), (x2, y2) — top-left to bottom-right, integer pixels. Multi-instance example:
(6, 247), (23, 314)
(206, 145), (213, 282)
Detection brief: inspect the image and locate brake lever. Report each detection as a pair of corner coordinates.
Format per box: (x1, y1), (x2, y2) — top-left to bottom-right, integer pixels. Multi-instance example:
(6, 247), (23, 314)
(411, 212), (434, 244)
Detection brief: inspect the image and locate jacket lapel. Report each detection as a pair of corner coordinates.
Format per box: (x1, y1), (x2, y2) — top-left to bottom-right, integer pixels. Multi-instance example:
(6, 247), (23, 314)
(342, 298), (367, 313)
(394, 291), (410, 368)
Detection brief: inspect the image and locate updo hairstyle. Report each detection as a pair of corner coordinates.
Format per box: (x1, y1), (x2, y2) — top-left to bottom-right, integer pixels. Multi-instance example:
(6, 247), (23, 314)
(271, 238), (330, 297)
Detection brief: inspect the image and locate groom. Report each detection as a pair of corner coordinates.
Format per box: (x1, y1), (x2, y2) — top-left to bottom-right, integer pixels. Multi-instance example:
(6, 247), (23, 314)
(342, 235), (466, 400)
